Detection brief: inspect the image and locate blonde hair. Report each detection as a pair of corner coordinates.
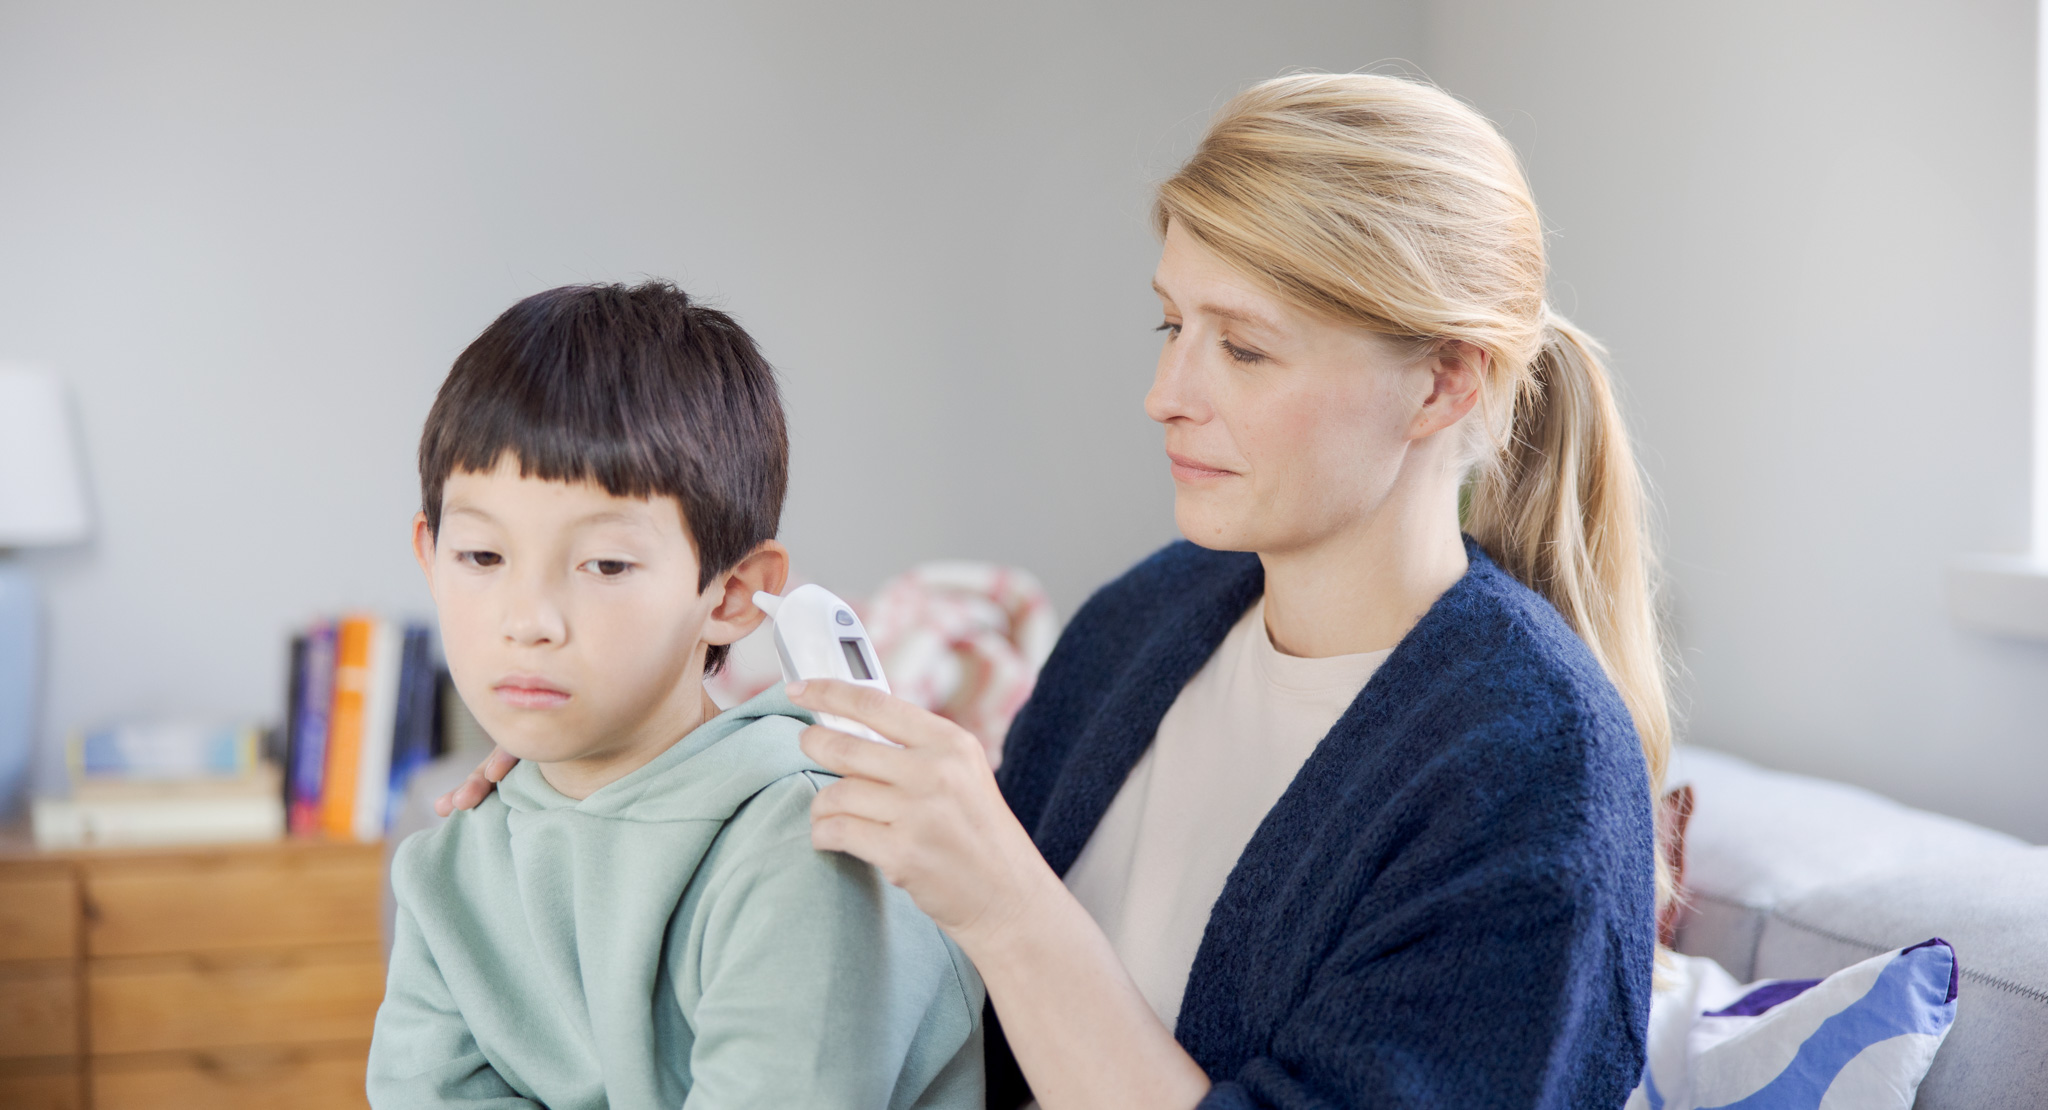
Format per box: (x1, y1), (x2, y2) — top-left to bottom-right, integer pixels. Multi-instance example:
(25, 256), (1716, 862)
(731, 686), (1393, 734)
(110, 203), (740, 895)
(1155, 72), (1675, 905)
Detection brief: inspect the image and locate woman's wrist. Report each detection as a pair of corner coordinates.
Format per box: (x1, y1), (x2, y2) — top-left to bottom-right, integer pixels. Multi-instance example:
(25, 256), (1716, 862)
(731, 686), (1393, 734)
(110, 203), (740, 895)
(948, 846), (1075, 969)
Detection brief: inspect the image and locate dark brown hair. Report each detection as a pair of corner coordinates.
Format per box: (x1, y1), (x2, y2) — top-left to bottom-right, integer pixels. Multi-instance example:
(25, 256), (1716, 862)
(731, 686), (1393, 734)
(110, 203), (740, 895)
(418, 280), (787, 672)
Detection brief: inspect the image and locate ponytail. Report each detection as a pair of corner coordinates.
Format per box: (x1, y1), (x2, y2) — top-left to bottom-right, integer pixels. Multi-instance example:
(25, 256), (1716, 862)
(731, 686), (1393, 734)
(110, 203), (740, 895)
(1465, 311), (1675, 904)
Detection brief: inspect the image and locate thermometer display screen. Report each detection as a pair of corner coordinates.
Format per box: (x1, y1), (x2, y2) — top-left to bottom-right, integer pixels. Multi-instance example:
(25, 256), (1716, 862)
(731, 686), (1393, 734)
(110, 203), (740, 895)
(839, 638), (874, 681)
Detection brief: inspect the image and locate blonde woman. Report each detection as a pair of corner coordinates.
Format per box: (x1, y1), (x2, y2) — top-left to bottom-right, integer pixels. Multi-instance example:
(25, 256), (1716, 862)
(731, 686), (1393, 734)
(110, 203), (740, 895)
(446, 72), (1668, 1109)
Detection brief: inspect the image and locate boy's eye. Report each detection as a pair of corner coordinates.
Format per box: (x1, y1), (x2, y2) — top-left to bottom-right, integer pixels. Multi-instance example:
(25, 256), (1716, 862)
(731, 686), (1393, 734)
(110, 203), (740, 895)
(583, 559), (633, 578)
(456, 550), (503, 568)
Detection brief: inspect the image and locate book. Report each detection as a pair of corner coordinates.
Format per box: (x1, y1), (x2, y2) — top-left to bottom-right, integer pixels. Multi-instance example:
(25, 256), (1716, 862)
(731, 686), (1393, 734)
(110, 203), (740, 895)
(386, 625), (437, 831)
(350, 619), (404, 841)
(318, 615), (375, 839)
(69, 722), (263, 780)
(289, 621), (337, 836)
(34, 765), (286, 848)
(279, 634), (307, 821)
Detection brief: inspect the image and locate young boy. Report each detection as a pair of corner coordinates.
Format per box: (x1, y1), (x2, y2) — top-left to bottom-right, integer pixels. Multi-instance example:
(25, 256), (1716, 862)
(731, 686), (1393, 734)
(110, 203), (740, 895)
(367, 282), (984, 1108)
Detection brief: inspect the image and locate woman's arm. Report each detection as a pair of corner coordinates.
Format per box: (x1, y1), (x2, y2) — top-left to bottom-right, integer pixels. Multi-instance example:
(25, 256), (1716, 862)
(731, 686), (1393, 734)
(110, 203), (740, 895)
(788, 678), (1211, 1110)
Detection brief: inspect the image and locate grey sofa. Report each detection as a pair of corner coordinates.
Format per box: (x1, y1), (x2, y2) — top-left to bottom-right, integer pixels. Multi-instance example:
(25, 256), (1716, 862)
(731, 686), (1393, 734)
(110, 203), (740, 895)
(1669, 747), (2048, 1109)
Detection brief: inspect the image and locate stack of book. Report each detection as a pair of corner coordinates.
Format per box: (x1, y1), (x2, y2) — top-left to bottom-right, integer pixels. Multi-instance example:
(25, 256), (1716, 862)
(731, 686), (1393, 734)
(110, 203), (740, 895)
(33, 722), (285, 848)
(282, 615), (443, 842)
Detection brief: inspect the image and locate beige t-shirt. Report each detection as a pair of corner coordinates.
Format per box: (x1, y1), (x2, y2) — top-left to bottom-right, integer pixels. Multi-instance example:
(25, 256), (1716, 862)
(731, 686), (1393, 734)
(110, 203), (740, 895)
(1062, 598), (1391, 1027)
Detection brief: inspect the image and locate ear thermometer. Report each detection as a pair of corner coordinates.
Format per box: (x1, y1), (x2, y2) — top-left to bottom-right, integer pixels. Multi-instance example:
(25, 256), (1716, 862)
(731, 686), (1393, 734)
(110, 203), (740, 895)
(753, 585), (894, 744)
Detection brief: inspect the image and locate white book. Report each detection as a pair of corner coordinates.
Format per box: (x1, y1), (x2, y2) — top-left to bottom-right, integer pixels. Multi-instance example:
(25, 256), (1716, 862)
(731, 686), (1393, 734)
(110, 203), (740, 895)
(351, 618), (404, 841)
(32, 790), (284, 848)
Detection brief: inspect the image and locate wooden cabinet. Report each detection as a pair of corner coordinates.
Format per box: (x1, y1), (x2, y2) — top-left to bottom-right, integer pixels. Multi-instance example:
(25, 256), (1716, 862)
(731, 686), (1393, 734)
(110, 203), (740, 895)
(0, 837), (384, 1110)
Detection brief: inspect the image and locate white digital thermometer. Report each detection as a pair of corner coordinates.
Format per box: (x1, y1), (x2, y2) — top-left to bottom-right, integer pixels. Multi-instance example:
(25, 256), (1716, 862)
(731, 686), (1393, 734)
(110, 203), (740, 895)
(753, 585), (894, 744)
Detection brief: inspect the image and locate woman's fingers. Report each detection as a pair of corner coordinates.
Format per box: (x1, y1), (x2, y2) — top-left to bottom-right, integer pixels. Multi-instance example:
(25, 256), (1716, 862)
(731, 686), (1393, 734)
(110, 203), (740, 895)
(810, 812), (897, 873)
(800, 723), (913, 783)
(432, 746), (519, 817)
(481, 746), (518, 782)
(787, 680), (956, 750)
(811, 774), (903, 826)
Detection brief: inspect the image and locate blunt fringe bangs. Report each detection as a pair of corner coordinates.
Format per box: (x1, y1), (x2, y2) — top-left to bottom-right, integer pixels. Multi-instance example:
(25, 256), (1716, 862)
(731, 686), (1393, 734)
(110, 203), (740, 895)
(418, 281), (787, 672)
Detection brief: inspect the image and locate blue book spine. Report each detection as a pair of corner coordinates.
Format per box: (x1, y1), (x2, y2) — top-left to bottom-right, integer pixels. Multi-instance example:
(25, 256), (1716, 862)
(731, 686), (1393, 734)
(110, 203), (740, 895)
(289, 622), (337, 835)
(385, 624), (436, 831)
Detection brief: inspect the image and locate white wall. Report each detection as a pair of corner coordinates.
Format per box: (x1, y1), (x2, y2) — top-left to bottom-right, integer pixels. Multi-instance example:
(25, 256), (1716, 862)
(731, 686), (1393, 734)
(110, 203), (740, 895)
(11, 1), (2041, 843)
(1425, 0), (2048, 841)
(0, 0), (1424, 799)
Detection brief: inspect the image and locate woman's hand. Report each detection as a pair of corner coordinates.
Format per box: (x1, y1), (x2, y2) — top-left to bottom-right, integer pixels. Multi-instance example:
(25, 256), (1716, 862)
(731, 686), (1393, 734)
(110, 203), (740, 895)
(432, 746), (520, 817)
(789, 679), (1063, 952)
(792, 678), (1211, 1110)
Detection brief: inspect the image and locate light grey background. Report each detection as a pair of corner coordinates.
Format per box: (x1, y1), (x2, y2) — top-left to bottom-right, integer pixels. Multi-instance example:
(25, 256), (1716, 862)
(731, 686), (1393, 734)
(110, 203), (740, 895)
(2, 0), (2042, 840)
(1429, 0), (2048, 842)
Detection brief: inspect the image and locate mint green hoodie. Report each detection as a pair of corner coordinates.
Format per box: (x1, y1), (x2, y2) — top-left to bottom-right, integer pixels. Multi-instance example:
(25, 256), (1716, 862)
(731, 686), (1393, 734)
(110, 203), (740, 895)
(368, 688), (984, 1109)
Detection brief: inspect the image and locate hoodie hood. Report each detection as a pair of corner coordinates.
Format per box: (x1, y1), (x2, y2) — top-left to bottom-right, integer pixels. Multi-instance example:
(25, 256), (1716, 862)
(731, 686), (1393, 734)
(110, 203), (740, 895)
(496, 685), (821, 824)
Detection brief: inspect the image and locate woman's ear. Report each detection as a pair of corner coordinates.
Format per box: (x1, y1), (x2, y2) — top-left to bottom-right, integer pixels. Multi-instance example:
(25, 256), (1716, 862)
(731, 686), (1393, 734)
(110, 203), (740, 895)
(1410, 340), (1486, 440)
(700, 540), (791, 647)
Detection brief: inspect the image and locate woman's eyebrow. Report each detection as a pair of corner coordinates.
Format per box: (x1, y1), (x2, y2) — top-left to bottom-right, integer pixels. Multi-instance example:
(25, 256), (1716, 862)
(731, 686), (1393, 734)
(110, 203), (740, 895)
(1152, 279), (1284, 335)
(1198, 302), (1283, 334)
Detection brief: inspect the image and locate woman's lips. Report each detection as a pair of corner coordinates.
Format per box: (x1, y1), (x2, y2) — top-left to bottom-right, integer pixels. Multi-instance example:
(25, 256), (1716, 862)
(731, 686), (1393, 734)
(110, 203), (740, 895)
(1166, 450), (1235, 482)
(493, 678), (570, 710)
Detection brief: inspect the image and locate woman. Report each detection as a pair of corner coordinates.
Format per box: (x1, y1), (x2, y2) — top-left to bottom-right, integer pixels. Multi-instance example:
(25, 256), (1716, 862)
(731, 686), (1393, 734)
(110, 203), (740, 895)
(444, 72), (1669, 1109)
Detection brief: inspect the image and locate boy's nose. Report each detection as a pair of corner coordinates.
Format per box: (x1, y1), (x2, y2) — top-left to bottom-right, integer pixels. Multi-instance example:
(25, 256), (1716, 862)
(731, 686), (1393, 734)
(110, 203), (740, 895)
(501, 589), (566, 646)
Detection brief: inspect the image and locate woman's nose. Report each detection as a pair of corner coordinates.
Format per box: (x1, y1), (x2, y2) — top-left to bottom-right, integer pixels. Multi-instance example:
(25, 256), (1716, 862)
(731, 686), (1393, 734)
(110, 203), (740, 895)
(1144, 337), (1205, 425)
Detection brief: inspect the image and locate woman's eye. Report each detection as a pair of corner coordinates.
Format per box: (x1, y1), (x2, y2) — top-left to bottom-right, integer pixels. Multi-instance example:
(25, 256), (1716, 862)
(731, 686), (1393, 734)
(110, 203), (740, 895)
(1154, 320), (1181, 337)
(457, 550), (503, 568)
(584, 559), (633, 578)
(1220, 338), (1265, 365)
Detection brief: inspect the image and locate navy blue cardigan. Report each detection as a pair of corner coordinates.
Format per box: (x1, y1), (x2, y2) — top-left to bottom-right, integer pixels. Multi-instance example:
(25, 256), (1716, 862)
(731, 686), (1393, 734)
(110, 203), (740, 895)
(986, 538), (1655, 1110)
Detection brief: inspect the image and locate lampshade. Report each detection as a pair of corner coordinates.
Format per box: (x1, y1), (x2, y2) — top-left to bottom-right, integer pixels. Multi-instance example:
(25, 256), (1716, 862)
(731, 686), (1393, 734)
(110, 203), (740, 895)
(0, 364), (92, 547)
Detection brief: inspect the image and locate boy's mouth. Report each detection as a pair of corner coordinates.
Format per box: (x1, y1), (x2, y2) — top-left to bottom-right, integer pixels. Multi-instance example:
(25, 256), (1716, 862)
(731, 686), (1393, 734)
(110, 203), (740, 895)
(493, 675), (571, 710)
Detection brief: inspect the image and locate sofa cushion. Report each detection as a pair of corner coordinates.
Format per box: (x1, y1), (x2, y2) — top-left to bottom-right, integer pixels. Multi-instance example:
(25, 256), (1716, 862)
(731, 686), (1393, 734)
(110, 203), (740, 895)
(1665, 747), (2025, 979)
(1628, 941), (1958, 1110)
(1756, 852), (2048, 1110)
(1666, 747), (2046, 1110)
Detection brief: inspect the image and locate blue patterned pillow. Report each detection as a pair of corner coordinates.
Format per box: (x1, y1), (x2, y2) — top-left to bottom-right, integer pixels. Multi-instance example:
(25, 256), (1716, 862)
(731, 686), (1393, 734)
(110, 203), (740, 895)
(1627, 939), (1958, 1110)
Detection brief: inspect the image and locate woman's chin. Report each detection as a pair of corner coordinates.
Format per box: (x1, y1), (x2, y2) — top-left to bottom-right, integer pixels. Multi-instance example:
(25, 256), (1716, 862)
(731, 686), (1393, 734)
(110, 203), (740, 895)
(1174, 504), (1258, 552)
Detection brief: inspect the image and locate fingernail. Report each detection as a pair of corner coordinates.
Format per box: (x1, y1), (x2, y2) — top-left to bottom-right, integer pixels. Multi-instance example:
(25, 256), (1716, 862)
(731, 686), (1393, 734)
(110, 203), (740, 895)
(786, 680), (808, 696)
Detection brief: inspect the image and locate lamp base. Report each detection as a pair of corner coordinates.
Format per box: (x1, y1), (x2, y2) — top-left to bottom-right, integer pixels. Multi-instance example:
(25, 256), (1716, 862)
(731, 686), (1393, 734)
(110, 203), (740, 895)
(0, 562), (38, 822)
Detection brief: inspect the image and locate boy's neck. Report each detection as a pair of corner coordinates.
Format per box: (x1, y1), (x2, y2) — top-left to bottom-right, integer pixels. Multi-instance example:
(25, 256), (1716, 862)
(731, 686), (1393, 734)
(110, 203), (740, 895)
(536, 686), (725, 801)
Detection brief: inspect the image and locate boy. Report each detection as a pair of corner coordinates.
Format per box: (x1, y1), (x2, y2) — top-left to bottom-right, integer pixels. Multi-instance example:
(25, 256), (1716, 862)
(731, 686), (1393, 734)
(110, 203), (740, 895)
(368, 282), (984, 1108)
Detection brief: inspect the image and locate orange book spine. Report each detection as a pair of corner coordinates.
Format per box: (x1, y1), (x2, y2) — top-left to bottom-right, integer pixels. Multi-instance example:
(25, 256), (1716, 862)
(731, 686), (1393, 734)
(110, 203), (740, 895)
(319, 615), (375, 838)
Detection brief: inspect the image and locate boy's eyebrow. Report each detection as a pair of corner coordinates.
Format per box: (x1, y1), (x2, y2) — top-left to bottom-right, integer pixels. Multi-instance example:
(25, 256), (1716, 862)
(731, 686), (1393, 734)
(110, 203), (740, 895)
(442, 506), (659, 531)
(570, 509), (659, 530)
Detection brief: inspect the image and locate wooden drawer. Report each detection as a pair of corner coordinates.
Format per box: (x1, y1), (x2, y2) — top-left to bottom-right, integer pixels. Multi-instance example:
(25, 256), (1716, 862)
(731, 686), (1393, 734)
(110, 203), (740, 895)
(0, 1057), (83, 1110)
(89, 944), (384, 1055)
(0, 962), (80, 1058)
(93, 1040), (368, 1110)
(0, 865), (79, 961)
(82, 842), (382, 957)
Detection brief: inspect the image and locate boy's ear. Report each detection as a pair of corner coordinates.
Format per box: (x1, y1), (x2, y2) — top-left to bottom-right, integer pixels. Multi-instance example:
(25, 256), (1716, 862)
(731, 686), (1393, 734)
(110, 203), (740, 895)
(411, 512), (437, 594)
(700, 540), (791, 647)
